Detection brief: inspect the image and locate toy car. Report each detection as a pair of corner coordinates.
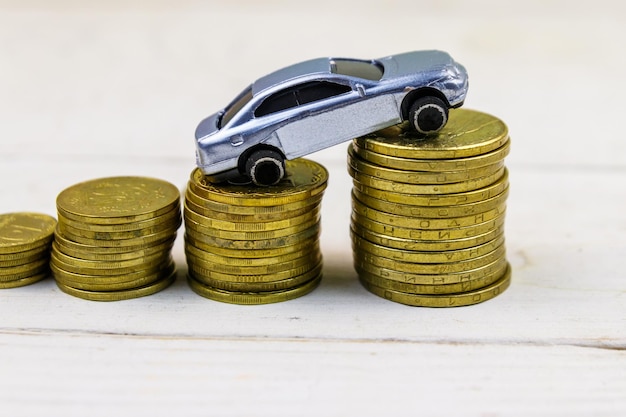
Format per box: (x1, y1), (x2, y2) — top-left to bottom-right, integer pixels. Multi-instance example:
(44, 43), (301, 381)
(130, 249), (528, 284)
(194, 50), (468, 186)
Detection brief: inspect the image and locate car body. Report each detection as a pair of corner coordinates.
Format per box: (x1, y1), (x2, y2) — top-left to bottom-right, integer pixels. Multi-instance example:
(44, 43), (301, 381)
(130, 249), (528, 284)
(194, 50), (468, 185)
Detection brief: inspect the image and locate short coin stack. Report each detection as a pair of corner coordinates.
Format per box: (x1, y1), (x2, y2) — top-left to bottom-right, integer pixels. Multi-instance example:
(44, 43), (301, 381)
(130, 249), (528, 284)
(349, 108), (511, 307)
(0, 213), (56, 288)
(184, 158), (327, 304)
(51, 177), (181, 301)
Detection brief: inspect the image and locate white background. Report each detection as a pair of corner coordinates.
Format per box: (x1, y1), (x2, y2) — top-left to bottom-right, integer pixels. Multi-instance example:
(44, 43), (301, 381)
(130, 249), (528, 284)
(0, 1), (625, 416)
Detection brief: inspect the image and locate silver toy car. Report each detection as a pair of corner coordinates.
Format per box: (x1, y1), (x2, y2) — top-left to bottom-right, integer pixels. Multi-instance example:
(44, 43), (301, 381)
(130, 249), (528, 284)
(195, 50), (468, 186)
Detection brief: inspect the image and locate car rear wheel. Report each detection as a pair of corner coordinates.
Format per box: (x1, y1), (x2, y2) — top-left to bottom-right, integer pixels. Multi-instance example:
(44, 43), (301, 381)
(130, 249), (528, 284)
(409, 96), (448, 135)
(245, 149), (286, 186)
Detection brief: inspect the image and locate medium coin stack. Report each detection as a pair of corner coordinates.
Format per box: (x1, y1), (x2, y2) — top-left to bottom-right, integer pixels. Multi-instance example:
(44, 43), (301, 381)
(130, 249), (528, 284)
(349, 108), (511, 307)
(0, 213), (56, 288)
(184, 158), (328, 304)
(51, 176), (181, 301)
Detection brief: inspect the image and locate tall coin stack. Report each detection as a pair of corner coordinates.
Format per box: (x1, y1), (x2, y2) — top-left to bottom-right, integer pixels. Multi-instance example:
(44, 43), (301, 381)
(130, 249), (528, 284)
(0, 213), (56, 288)
(349, 109), (511, 307)
(184, 158), (327, 304)
(51, 177), (181, 301)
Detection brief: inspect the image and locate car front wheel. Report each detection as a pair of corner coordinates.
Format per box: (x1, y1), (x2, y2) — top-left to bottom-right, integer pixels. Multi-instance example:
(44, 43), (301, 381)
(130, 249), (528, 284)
(245, 148), (285, 186)
(409, 96), (449, 135)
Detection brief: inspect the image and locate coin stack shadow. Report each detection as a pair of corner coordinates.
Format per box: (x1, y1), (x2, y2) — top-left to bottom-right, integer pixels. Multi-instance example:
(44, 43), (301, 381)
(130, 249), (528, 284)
(349, 109), (511, 307)
(184, 159), (328, 304)
(51, 177), (181, 301)
(0, 213), (57, 289)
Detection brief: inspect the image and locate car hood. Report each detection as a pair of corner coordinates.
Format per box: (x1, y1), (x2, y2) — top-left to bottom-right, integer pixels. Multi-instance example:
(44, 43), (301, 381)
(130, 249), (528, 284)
(379, 50), (457, 80)
(195, 112), (221, 140)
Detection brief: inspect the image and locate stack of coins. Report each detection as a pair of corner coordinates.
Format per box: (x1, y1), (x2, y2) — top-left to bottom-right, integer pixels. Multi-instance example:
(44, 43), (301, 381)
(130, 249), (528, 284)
(0, 213), (56, 288)
(51, 177), (181, 301)
(184, 158), (327, 304)
(349, 109), (511, 307)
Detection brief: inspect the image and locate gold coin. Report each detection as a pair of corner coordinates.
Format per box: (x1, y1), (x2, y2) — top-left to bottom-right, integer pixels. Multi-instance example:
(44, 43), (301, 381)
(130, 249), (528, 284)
(56, 176), (180, 224)
(351, 222), (504, 252)
(55, 270), (177, 301)
(187, 251), (321, 276)
(184, 203), (321, 232)
(352, 187), (509, 218)
(0, 247), (49, 267)
(52, 241), (171, 270)
(0, 272), (49, 289)
(55, 227), (178, 248)
(185, 224), (320, 250)
(352, 168), (508, 207)
(54, 236), (175, 262)
(359, 264), (511, 307)
(191, 262), (323, 292)
(53, 230), (175, 254)
(352, 232), (504, 264)
(50, 258), (174, 285)
(355, 244), (506, 274)
(57, 216), (181, 241)
(353, 199), (506, 230)
(188, 158), (328, 206)
(0, 258), (49, 280)
(349, 165), (505, 195)
(50, 251), (171, 276)
(57, 206), (181, 232)
(188, 260), (322, 284)
(347, 146), (504, 184)
(185, 215), (319, 241)
(356, 109), (509, 159)
(184, 233), (318, 258)
(355, 256), (509, 285)
(351, 211), (505, 241)
(53, 262), (176, 292)
(357, 263), (506, 295)
(0, 213), (56, 254)
(185, 241), (318, 266)
(187, 273), (321, 305)
(351, 139), (510, 172)
(185, 192), (320, 222)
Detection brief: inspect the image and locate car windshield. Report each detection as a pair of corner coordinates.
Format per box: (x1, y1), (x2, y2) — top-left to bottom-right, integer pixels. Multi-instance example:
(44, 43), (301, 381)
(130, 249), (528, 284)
(219, 86), (253, 128)
(330, 59), (384, 81)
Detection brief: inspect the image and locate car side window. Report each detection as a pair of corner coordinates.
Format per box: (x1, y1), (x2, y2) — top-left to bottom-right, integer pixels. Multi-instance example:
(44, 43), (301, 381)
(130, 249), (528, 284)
(255, 81), (351, 118)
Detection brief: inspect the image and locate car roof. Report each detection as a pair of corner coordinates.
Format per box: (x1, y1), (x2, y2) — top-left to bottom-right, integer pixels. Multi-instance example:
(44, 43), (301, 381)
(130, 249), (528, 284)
(252, 57), (331, 96)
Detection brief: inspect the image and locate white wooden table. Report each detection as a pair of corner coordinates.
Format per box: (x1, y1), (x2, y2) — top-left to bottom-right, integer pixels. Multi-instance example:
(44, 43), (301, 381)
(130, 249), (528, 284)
(1, 2), (625, 416)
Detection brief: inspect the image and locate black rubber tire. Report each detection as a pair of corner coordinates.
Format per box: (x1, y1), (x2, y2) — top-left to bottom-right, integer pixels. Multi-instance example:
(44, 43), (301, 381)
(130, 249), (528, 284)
(408, 96), (449, 135)
(245, 149), (285, 186)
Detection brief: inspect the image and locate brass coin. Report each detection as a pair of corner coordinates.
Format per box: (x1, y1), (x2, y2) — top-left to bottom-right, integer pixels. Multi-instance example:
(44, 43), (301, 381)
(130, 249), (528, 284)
(187, 273), (321, 305)
(54, 236), (175, 262)
(359, 264), (511, 307)
(352, 168), (508, 207)
(0, 247), (49, 267)
(50, 258), (174, 285)
(56, 176), (180, 224)
(351, 222), (505, 252)
(0, 258), (49, 280)
(53, 262), (176, 292)
(352, 186), (509, 218)
(349, 165), (505, 195)
(0, 213), (56, 254)
(0, 272), (49, 289)
(55, 269), (177, 301)
(50, 251), (171, 276)
(352, 232), (505, 264)
(189, 158), (328, 206)
(185, 191), (321, 222)
(184, 203), (321, 232)
(355, 256), (509, 285)
(351, 139), (510, 172)
(184, 233), (318, 258)
(188, 260), (322, 284)
(347, 145), (504, 184)
(190, 262), (323, 292)
(57, 206), (181, 232)
(187, 251), (321, 276)
(57, 216), (181, 240)
(355, 244), (506, 275)
(185, 216), (319, 241)
(55, 227), (178, 248)
(351, 210), (505, 241)
(185, 224), (320, 250)
(356, 109), (509, 159)
(185, 241), (319, 266)
(52, 242), (171, 270)
(53, 230), (176, 254)
(357, 263), (506, 295)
